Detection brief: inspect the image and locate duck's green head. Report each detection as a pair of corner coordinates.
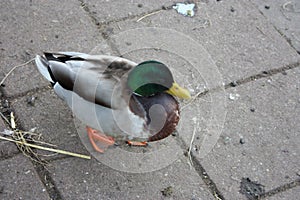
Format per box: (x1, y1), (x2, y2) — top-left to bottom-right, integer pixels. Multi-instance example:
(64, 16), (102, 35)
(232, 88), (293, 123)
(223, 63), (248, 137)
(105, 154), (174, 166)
(127, 61), (191, 99)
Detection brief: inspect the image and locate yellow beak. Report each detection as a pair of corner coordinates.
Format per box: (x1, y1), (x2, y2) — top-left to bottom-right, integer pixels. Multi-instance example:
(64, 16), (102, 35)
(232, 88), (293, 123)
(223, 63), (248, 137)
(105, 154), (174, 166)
(166, 82), (191, 99)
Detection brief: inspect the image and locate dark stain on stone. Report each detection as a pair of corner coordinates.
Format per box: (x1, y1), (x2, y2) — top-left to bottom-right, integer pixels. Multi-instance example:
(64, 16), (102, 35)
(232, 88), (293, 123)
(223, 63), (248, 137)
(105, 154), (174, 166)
(161, 186), (173, 197)
(240, 177), (265, 200)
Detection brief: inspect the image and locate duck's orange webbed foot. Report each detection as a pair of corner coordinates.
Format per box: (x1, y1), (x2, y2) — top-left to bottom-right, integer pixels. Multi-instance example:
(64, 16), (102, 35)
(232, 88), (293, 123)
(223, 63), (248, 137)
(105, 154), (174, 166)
(86, 126), (115, 153)
(126, 140), (148, 146)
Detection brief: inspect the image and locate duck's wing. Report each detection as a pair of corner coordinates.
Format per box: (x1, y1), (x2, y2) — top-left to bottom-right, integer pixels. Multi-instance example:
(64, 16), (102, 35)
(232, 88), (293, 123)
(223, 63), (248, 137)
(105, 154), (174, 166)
(35, 52), (137, 108)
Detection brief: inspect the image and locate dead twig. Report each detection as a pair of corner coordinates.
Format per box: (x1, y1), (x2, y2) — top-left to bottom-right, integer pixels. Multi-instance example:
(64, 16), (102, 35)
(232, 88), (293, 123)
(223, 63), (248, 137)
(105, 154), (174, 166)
(137, 10), (162, 22)
(0, 112), (11, 126)
(0, 58), (35, 86)
(10, 112), (16, 129)
(0, 135), (91, 159)
(181, 90), (208, 110)
(187, 122), (198, 166)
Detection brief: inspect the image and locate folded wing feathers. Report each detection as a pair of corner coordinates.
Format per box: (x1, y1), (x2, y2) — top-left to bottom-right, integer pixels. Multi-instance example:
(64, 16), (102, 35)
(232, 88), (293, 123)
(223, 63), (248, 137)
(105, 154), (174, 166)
(35, 52), (137, 109)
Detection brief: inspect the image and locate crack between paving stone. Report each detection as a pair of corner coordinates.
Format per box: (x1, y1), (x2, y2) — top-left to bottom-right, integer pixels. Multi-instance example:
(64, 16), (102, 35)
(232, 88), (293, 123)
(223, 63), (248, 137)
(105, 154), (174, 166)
(225, 61), (300, 89)
(190, 152), (226, 200)
(79, 0), (173, 27)
(78, 0), (121, 55)
(78, 0), (173, 55)
(33, 162), (64, 200)
(271, 25), (300, 55)
(78, 0), (174, 56)
(0, 151), (21, 162)
(258, 178), (300, 199)
(4, 85), (51, 101)
(173, 135), (225, 200)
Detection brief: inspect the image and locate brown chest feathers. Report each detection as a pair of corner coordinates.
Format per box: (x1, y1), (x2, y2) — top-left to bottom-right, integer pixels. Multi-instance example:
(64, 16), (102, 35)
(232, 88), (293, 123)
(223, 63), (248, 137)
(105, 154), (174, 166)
(130, 93), (180, 142)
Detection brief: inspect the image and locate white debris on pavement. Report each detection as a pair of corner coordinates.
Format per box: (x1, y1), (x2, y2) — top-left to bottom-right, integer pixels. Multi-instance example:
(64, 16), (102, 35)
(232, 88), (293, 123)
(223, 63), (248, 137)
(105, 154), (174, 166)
(229, 93), (240, 101)
(173, 3), (195, 17)
(29, 127), (37, 133)
(1, 129), (14, 135)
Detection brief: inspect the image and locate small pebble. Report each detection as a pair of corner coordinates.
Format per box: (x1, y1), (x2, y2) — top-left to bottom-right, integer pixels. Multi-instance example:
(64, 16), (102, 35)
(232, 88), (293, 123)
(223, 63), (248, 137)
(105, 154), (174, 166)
(250, 108), (255, 112)
(223, 136), (231, 144)
(183, 150), (188, 157)
(282, 149), (289, 153)
(229, 93), (240, 101)
(194, 145), (199, 152)
(3, 99), (9, 108)
(161, 186), (173, 197)
(137, 3), (143, 8)
(230, 7), (235, 12)
(264, 5), (270, 9)
(27, 96), (36, 106)
(230, 81), (238, 87)
(240, 138), (245, 144)
(114, 142), (119, 146)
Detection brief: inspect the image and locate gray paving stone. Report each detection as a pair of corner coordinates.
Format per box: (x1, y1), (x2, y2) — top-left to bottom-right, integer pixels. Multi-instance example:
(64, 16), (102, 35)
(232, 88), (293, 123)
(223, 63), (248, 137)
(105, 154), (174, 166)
(251, 0), (300, 53)
(0, 140), (19, 160)
(11, 89), (89, 159)
(199, 67), (300, 199)
(0, 154), (50, 200)
(0, 113), (19, 158)
(49, 155), (214, 200)
(267, 186), (300, 200)
(82, 0), (174, 23)
(0, 0), (105, 97)
(106, 0), (300, 84)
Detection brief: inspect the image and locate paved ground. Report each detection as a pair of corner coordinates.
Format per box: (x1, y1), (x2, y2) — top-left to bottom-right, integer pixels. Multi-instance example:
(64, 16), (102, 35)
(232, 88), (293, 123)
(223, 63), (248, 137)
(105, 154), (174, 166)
(0, 0), (300, 200)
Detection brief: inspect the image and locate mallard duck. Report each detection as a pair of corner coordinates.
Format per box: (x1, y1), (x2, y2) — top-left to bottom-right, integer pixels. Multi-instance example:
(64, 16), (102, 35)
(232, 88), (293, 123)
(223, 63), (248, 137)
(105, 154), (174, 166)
(35, 52), (191, 152)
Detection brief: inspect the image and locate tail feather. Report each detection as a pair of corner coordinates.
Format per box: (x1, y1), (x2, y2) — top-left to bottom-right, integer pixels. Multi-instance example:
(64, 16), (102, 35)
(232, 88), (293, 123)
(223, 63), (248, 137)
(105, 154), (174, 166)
(35, 55), (55, 83)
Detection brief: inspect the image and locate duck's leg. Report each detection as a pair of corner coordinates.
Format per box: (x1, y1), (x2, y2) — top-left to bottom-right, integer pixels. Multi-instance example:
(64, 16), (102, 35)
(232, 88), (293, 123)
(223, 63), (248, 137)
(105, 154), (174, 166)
(126, 140), (148, 146)
(86, 126), (115, 153)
